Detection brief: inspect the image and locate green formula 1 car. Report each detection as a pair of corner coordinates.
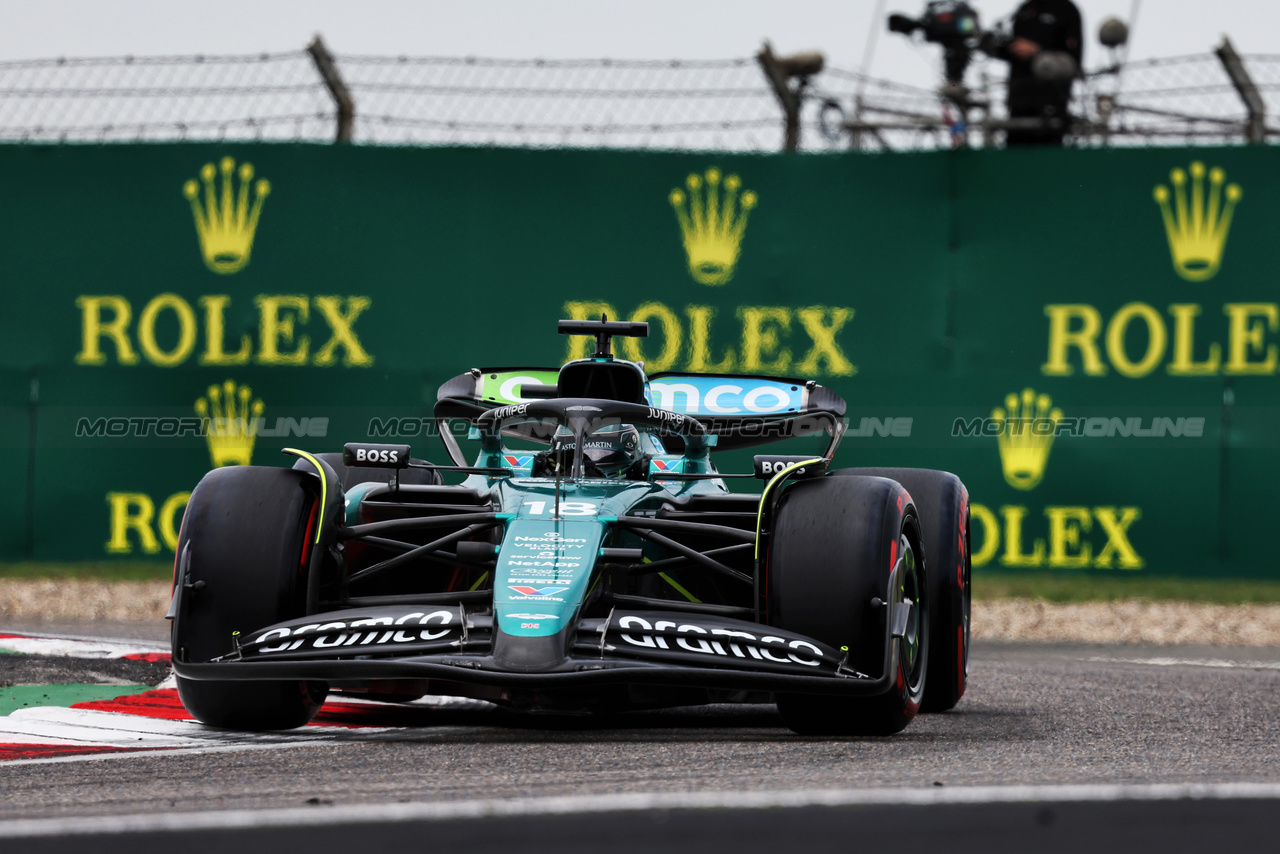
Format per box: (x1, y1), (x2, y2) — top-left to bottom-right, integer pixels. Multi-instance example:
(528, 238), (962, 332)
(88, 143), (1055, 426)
(169, 317), (971, 735)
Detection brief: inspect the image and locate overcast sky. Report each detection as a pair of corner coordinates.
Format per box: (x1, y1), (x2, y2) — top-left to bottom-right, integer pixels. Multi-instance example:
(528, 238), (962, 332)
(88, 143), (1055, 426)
(1, 1), (1274, 90)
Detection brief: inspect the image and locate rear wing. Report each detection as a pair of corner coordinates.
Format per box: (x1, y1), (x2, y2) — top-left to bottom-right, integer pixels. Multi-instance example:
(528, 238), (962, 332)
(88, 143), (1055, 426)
(435, 367), (848, 461)
(645, 372), (846, 452)
(434, 368), (559, 464)
(646, 373), (844, 418)
(437, 368), (560, 408)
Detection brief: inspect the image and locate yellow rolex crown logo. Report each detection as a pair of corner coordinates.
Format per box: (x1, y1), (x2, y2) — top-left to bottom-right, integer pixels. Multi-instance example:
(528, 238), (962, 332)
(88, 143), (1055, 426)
(669, 167), (757, 286)
(195, 379), (264, 467)
(1153, 161), (1242, 282)
(993, 388), (1062, 491)
(183, 157), (271, 275)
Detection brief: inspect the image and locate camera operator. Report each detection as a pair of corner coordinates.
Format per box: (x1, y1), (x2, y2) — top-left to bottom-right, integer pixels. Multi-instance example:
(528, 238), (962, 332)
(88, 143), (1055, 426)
(994, 0), (1083, 146)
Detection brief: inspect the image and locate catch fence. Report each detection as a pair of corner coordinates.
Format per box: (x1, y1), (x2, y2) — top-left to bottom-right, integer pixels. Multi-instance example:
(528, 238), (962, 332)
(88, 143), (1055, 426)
(0, 38), (1277, 151)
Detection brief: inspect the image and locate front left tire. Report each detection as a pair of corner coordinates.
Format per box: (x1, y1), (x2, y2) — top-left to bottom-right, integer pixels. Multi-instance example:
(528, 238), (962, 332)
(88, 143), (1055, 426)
(767, 475), (927, 735)
(831, 467), (971, 712)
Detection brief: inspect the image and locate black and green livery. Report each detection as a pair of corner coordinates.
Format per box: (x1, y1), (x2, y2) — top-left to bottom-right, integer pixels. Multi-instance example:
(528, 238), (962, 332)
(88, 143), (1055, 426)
(169, 318), (971, 735)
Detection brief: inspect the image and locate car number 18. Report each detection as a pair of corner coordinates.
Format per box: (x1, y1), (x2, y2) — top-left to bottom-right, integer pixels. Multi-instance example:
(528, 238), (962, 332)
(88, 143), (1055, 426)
(522, 501), (597, 516)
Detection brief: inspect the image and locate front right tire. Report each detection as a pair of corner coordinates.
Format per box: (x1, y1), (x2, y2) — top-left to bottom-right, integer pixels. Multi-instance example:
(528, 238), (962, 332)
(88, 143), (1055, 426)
(172, 465), (328, 730)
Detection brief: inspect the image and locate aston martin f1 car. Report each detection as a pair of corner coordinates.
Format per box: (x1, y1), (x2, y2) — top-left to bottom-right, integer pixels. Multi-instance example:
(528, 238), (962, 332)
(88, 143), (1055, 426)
(170, 317), (971, 735)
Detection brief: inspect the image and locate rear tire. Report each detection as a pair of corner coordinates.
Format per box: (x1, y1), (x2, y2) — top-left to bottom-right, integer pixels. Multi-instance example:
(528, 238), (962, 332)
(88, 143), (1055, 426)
(831, 468), (970, 712)
(768, 476), (927, 736)
(172, 466), (328, 730)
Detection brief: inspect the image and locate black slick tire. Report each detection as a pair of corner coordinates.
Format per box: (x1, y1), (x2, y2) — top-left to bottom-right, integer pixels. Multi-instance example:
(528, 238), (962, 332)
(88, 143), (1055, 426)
(172, 465), (327, 730)
(768, 475), (927, 736)
(831, 467), (970, 712)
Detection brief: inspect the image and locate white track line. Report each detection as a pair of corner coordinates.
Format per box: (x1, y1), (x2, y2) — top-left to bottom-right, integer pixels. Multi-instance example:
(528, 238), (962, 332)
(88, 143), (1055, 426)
(0, 725), (493, 768)
(0, 705), (440, 750)
(2, 707), (237, 746)
(2, 783), (1280, 837)
(0, 678), (493, 761)
(0, 739), (327, 766)
(0, 635), (167, 659)
(1086, 656), (1280, 670)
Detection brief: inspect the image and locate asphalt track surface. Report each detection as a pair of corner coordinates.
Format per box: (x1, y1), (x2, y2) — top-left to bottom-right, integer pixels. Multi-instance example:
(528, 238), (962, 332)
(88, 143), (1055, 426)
(2, 626), (1279, 851)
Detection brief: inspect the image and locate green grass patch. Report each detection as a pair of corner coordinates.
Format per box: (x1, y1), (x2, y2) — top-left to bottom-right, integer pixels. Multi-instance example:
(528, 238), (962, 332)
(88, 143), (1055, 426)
(0, 561), (173, 582)
(0, 684), (151, 716)
(974, 572), (1280, 605)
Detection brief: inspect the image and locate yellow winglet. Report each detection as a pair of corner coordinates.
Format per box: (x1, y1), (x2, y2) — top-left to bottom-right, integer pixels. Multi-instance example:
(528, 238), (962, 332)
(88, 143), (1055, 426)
(283, 448), (327, 545)
(754, 458), (825, 560)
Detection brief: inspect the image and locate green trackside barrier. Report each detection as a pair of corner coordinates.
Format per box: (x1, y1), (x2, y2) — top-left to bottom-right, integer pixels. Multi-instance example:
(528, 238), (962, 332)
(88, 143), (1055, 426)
(0, 143), (1274, 578)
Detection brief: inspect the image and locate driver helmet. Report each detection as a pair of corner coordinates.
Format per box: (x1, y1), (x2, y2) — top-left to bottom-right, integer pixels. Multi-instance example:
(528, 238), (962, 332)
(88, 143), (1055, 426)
(553, 424), (642, 478)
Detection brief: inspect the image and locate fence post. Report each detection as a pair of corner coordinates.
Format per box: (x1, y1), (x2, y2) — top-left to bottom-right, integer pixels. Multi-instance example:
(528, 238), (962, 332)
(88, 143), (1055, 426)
(24, 370), (37, 560)
(307, 35), (355, 143)
(1215, 37), (1265, 144)
(757, 42), (824, 152)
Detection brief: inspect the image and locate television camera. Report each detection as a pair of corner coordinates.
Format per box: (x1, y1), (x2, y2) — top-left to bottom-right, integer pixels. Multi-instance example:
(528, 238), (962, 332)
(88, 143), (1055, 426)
(888, 1), (1011, 86)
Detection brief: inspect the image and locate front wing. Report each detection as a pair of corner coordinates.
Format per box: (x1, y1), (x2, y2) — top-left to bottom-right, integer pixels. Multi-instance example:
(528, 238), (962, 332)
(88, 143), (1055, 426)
(173, 588), (911, 699)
